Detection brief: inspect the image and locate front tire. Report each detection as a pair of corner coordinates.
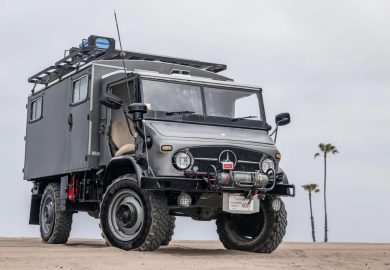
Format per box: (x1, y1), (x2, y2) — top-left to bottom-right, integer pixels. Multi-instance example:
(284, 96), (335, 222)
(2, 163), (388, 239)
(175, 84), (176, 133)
(100, 175), (169, 251)
(160, 216), (175, 246)
(216, 198), (287, 253)
(40, 183), (73, 244)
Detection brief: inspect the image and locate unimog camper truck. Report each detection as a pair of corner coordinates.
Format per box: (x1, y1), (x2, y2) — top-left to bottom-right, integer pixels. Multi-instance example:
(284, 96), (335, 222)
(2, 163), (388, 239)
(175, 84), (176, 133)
(24, 35), (294, 252)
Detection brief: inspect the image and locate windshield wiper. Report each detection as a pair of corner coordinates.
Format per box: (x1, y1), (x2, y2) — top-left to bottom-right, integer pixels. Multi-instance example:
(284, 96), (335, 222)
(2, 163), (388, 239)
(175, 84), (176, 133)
(166, 110), (195, 116)
(231, 115), (258, 121)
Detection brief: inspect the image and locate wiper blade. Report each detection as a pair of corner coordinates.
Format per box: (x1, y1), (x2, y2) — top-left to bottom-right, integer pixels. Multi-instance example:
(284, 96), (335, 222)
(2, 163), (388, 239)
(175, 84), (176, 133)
(231, 115), (258, 121)
(166, 110), (195, 116)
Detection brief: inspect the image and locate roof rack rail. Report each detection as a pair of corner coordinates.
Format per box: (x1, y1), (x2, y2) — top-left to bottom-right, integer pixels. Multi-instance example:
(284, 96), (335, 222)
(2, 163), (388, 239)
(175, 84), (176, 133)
(28, 35), (227, 85)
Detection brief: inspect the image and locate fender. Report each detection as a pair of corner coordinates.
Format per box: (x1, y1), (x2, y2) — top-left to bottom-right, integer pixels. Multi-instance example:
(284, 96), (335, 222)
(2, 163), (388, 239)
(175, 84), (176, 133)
(277, 167), (289, 184)
(104, 156), (143, 187)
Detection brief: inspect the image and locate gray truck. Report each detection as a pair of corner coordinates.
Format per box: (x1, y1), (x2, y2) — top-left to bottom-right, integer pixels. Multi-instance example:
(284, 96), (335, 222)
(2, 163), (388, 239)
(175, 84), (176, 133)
(24, 35), (294, 252)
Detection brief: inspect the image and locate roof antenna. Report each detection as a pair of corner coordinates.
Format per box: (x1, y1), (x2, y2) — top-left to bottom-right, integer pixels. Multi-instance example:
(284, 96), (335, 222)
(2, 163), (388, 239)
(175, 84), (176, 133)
(113, 10), (141, 145)
(114, 10), (131, 100)
(114, 10), (152, 174)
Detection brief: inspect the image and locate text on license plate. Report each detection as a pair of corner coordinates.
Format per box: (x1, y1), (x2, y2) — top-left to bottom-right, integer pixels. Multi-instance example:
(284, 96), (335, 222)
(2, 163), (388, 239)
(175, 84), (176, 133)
(228, 194), (255, 211)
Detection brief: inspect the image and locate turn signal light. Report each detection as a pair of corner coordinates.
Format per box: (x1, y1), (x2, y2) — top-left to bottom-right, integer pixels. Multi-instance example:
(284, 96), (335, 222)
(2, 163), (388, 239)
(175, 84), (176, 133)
(161, 145), (173, 152)
(275, 153), (281, 160)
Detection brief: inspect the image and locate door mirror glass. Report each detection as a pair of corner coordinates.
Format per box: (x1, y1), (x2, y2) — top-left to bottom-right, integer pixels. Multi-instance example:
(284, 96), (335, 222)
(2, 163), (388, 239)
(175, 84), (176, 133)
(100, 92), (122, 110)
(275, 112), (290, 126)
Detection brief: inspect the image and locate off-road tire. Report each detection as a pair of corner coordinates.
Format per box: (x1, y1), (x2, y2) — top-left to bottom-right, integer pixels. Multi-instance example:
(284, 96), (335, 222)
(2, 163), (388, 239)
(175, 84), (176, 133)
(87, 211), (100, 219)
(100, 174), (170, 251)
(160, 215), (176, 246)
(40, 183), (73, 244)
(216, 199), (287, 253)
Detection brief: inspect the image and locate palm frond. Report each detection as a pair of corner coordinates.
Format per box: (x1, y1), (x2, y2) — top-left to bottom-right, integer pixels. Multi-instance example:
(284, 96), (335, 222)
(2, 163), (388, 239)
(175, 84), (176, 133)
(314, 153), (320, 158)
(319, 143), (325, 151)
(302, 183), (319, 192)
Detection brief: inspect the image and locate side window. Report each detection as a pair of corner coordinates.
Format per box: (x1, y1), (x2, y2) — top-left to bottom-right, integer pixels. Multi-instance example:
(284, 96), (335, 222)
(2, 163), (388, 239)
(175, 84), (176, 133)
(30, 97), (43, 122)
(72, 75), (88, 104)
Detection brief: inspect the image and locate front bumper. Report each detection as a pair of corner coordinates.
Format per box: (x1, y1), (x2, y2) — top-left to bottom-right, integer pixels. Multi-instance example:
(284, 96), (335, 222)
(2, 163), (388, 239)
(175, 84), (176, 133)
(141, 176), (295, 197)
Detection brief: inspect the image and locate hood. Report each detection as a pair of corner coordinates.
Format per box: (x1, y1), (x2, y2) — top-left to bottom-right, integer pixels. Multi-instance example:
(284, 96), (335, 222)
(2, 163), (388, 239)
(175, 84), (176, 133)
(148, 121), (274, 145)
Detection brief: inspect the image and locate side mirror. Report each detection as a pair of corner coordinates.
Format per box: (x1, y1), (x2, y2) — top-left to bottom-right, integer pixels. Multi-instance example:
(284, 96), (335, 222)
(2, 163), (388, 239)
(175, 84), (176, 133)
(100, 92), (122, 110)
(275, 113), (290, 126)
(128, 103), (148, 122)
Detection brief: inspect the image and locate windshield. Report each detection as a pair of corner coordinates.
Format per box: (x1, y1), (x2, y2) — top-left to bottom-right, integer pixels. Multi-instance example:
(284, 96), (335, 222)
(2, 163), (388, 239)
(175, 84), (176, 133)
(142, 79), (265, 129)
(142, 80), (203, 114)
(204, 87), (261, 120)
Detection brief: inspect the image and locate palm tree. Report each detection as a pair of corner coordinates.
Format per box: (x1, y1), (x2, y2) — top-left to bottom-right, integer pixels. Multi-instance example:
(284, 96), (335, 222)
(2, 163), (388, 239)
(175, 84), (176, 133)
(315, 143), (338, 242)
(302, 183), (320, 242)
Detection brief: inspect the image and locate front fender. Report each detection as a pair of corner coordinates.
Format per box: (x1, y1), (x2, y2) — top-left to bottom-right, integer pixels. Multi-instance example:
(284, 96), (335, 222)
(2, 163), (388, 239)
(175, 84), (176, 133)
(104, 156), (143, 187)
(277, 167), (289, 184)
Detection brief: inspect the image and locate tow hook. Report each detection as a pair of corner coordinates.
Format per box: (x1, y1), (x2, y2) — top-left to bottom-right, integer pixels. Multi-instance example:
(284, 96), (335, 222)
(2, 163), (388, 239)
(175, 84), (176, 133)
(246, 186), (259, 204)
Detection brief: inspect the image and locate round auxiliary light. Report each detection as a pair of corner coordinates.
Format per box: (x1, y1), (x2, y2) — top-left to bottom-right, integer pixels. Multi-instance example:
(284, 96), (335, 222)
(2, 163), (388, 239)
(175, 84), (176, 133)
(178, 192), (192, 208)
(271, 197), (282, 212)
(173, 151), (193, 171)
(261, 158), (275, 174)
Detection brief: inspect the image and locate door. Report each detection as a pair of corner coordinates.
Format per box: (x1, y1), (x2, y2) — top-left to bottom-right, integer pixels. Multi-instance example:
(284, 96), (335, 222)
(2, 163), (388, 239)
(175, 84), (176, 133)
(67, 73), (90, 171)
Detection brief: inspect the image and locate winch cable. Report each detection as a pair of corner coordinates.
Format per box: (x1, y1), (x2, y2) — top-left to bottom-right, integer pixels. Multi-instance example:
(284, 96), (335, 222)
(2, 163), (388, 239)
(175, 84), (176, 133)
(204, 165), (218, 191)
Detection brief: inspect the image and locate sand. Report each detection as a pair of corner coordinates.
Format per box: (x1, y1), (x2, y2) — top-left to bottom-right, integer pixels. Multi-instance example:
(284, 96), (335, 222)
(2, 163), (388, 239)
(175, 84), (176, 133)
(0, 238), (389, 270)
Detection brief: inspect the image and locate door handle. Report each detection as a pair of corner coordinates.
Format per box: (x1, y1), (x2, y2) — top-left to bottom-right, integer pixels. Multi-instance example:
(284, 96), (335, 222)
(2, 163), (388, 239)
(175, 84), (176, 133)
(68, 113), (73, 132)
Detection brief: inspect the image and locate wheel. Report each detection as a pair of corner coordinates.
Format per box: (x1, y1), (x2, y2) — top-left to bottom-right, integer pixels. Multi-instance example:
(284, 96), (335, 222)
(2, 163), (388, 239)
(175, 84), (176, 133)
(100, 174), (169, 251)
(216, 198), (287, 253)
(40, 183), (73, 244)
(160, 215), (175, 246)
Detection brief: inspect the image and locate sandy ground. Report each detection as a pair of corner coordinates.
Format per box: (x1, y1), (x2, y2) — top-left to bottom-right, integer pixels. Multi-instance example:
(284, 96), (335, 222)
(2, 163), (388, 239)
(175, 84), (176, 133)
(0, 238), (389, 270)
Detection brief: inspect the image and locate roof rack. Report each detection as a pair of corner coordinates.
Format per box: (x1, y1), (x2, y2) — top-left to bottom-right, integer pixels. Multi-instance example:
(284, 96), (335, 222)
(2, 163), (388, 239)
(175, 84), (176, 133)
(28, 35), (227, 85)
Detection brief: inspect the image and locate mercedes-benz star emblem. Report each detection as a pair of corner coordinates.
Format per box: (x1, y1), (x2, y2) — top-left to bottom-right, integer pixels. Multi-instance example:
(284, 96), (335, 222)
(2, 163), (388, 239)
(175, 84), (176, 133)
(218, 150), (237, 166)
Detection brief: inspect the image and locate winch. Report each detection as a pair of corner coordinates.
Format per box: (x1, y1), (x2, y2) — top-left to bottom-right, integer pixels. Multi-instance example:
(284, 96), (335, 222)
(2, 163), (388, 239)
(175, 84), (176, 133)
(216, 171), (268, 188)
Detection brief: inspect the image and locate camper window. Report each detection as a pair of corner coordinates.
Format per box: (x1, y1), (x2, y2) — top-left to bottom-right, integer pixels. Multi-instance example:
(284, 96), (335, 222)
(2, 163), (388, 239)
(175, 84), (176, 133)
(30, 97), (43, 122)
(72, 75), (88, 104)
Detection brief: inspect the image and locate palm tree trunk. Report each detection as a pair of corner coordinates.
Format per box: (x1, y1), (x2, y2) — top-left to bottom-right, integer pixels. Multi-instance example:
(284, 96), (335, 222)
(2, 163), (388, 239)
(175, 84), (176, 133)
(309, 191), (316, 242)
(324, 154), (328, 242)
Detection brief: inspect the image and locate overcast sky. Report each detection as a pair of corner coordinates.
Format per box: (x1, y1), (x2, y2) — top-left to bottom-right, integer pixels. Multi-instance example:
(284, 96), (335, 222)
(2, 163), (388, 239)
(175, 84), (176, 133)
(0, 0), (389, 243)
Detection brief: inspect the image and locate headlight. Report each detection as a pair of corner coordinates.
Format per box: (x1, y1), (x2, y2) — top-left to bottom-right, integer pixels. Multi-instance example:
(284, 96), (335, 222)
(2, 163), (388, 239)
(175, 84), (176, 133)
(173, 151), (193, 170)
(261, 158), (275, 173)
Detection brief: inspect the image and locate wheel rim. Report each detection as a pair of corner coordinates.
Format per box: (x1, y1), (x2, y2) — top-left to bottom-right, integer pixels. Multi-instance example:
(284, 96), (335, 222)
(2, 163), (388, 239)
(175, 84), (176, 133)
(107, 189), (144, 241)
(41, 196), (55, 236)
(225, 206), (267, 242)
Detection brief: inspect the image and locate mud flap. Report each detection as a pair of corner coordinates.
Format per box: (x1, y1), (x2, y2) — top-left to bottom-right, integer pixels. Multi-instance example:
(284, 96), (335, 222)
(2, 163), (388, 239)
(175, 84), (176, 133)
(29, 195), (41, 225)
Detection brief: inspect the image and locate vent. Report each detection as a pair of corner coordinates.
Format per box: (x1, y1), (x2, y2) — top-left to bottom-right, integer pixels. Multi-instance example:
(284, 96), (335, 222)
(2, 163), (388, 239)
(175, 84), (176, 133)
(170, 69), (191, 75)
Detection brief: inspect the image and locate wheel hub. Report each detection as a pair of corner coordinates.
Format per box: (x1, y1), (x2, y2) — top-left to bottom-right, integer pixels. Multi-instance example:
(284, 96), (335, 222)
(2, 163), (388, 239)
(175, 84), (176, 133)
(116, 203), (138, 228)
(107, 190), (145, 241)
(41, 197), (54, 235)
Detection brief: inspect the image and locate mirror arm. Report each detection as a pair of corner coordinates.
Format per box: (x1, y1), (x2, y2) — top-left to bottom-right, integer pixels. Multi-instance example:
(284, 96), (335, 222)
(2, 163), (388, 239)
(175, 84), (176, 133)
(274, 127), (279, 143)
(270, 121), (281, 142)
(135, 123), (145, 140)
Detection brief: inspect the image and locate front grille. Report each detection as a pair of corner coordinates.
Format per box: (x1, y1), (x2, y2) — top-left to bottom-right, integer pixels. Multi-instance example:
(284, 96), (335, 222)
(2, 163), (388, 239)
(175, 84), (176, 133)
(187, 146), (263, 172)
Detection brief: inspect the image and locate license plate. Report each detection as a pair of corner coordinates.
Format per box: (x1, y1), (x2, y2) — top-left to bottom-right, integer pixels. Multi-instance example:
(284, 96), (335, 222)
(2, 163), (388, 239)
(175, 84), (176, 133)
(222, 193), (260, 214)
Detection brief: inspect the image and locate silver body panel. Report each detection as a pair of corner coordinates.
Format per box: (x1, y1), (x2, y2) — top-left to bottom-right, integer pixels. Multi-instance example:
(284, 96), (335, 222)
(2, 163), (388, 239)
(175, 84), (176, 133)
(145, 121), (277, 177)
